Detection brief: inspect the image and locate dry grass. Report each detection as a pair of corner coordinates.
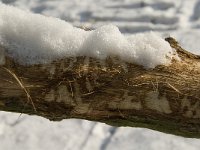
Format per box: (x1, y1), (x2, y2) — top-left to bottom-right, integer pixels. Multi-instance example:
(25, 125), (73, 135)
(2, 67), (37, 112)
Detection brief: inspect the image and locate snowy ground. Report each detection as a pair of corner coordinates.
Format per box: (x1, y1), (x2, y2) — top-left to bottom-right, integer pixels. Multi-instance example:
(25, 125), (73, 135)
(1, 0), (200, 150)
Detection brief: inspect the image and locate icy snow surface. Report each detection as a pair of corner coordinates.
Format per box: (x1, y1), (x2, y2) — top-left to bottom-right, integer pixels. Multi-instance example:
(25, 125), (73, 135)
(1, 0), (200, 150)
(0, 3), (175, 68)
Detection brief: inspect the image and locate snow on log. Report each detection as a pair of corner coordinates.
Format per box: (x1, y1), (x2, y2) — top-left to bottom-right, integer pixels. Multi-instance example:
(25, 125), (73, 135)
(0, 3), (178, 68)
(1, 3), (200, 138)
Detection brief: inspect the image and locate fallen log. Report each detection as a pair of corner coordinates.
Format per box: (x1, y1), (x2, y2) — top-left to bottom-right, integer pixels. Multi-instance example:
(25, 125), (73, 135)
(0, 37), (200, 138)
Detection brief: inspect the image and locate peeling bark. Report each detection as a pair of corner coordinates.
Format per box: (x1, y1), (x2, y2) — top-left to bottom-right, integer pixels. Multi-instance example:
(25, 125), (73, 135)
(1, 37), (200, 138)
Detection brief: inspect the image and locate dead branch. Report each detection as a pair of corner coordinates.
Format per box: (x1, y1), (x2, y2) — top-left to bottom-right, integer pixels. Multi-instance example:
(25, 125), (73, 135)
(1, 37), (200, 138)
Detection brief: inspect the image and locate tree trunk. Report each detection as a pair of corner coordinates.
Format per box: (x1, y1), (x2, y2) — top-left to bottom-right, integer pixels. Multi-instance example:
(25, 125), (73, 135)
(0, 37), (200, 138)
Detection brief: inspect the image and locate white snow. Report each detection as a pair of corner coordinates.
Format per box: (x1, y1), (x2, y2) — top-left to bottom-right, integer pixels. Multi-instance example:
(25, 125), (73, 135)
(0, 3), (176, 68)
(0, 0), (200, 150)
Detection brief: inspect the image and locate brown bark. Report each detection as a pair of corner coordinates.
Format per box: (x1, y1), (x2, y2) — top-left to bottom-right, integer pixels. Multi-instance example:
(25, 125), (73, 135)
(0, 37), (200, 138)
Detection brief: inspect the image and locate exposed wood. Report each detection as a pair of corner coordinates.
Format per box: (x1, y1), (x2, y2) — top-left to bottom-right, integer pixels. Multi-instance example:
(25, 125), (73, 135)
(1, 37), (200, 138)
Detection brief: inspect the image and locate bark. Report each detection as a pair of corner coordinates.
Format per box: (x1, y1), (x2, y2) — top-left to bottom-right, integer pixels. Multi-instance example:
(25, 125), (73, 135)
(0, 37), (200, 138)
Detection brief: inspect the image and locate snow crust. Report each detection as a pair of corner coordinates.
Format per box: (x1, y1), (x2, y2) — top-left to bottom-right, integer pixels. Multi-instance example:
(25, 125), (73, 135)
(0, 3), (176, 68)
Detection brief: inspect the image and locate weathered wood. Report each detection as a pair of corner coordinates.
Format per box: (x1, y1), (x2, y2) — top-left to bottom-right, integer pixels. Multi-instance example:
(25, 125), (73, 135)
(1, 37), (200, 138)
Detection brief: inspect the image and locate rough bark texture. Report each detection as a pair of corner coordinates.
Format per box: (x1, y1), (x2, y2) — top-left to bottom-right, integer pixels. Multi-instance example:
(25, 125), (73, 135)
(1, 37), (200, 138)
